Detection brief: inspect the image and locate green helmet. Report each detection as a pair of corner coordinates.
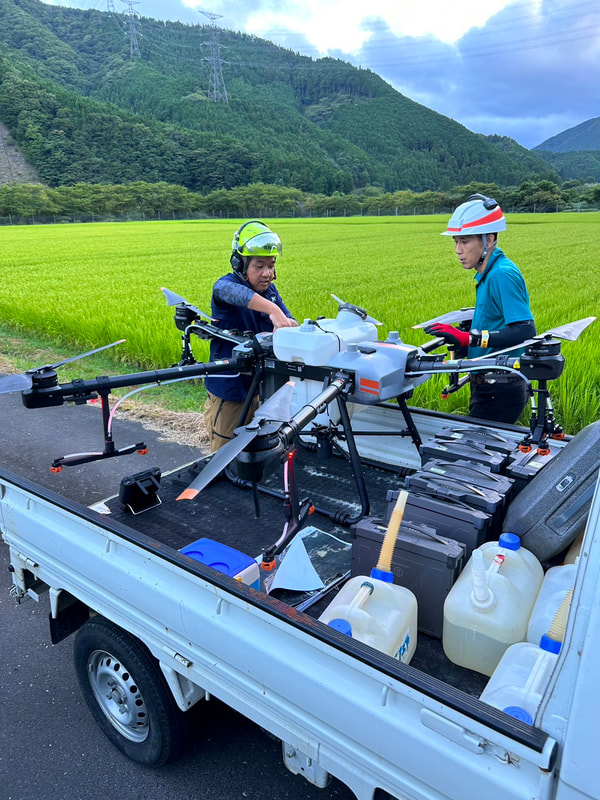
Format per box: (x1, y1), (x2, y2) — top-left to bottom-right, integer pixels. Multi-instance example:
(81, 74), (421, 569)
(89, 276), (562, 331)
(230, 220), (282, 274)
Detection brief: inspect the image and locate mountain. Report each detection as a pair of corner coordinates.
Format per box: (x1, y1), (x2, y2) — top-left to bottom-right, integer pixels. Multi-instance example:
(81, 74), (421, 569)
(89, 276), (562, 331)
(533, 117), (600, 153)
(0, 0), (559, 193)
(533, 150), (600, 183)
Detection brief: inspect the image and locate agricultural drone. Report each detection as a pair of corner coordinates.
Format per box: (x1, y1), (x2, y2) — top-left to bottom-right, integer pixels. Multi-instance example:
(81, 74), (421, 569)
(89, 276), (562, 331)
(0, 290), (595, 538)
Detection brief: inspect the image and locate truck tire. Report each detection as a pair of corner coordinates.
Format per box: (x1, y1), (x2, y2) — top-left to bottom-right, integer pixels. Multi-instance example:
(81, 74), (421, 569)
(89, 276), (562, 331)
(73, 616), (187, 766)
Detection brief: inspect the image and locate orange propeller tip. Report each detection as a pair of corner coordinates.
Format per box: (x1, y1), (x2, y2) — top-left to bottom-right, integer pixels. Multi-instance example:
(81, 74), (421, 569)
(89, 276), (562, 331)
(177, 488), (198, 501)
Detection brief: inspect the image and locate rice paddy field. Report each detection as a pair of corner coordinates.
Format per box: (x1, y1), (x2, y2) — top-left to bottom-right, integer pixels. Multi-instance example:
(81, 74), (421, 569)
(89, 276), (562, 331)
(0, 213), (598, 433)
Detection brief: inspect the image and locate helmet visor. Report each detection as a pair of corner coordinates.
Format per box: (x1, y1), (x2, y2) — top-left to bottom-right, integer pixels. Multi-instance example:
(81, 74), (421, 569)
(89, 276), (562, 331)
(239, 231), (282, 258)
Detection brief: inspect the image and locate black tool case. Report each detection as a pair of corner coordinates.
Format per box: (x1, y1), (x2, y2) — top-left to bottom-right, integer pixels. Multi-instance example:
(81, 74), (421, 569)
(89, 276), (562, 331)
(386, 489), (492, 558)
(350, 516), (465, 637)
(502, 420), (600, 562)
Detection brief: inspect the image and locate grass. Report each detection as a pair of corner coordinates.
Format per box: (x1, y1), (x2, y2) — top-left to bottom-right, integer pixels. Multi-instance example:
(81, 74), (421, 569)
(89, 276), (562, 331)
(0, 213), (598, 431)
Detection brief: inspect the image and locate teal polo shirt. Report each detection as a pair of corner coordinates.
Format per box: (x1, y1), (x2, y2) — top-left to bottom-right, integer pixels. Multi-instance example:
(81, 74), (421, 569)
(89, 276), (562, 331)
(468, 247), (533, 359)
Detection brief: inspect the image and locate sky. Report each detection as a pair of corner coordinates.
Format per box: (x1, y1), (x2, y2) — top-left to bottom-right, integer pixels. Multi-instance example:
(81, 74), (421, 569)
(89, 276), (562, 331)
(42, 0), (599, 149)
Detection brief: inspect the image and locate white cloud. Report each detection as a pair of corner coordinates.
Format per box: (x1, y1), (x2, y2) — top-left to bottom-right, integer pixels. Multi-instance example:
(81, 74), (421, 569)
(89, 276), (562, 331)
(182, 0), (519, 50)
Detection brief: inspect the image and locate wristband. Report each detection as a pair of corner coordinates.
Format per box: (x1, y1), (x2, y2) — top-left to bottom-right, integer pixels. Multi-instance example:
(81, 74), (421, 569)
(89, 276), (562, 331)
(469, 329), (481, 347)
(481, 330), (490, 348)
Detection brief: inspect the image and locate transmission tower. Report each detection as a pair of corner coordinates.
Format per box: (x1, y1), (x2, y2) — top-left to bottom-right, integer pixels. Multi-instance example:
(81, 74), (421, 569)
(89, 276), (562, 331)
(125, 0), (141, 58)
(199, 10), (228, 103)
(107, 0), (141, 58)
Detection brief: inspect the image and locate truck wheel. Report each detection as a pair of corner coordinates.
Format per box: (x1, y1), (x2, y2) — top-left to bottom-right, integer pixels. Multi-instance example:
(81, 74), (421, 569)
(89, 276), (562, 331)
(74, 616), (187, 766)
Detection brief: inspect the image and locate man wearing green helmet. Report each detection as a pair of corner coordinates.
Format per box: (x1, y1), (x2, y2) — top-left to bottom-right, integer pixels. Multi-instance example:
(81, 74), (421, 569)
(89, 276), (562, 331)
(204, 220), (298, 452)
(424, 194), (536, 424)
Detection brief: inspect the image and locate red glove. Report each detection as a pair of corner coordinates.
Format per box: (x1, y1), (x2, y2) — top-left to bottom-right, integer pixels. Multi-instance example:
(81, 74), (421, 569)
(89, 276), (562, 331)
(424, 323), (470, 349)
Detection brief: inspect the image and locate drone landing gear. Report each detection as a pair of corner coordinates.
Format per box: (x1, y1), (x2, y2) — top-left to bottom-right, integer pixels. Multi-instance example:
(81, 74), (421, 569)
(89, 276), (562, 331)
(50, 388), (147, 471)
(519, 378), (564, 455)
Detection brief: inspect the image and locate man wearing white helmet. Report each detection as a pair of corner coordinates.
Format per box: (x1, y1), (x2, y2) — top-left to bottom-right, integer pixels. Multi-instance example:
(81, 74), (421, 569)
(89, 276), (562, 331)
(424, 194), (535, 424)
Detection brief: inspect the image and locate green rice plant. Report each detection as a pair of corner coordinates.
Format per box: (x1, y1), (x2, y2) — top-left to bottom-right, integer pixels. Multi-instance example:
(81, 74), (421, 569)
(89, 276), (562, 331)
(0, 213), (598, 431)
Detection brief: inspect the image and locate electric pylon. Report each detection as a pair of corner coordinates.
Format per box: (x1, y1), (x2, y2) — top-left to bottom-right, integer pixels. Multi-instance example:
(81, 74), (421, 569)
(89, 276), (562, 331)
(199, 10), (228, 103)
(125, 0), (141, 59)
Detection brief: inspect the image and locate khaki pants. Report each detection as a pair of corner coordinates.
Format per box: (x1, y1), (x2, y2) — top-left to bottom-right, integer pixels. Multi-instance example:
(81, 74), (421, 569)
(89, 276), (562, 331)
(204, 391), (259, 452)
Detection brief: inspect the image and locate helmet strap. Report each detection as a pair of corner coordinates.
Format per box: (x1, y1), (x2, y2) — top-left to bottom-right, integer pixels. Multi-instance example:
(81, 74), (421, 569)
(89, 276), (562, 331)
(478, 234), (488, 266)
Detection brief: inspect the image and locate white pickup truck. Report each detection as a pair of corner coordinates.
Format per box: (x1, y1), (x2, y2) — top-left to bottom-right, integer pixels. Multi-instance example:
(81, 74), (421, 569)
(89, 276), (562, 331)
(1, 304), (598, 800)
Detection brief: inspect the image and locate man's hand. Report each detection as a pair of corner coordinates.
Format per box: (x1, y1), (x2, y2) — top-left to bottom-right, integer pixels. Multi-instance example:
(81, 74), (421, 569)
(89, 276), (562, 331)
(270, 308), (298, 330)
(424, 323), (470, 349)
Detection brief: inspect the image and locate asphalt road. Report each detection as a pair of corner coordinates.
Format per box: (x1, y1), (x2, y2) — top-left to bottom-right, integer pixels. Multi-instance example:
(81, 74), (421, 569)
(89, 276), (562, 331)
(0, 391), (355, 800)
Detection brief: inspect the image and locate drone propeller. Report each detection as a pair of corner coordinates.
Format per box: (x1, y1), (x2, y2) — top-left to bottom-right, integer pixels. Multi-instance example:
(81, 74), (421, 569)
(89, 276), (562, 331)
(475, 316), (596, 360)
(330, 293), (382, 326)
(0, 339), (126, 396)
(177, 381), (296, 500)
(161, 287), (213, 321)
(412, 308), (475, 330)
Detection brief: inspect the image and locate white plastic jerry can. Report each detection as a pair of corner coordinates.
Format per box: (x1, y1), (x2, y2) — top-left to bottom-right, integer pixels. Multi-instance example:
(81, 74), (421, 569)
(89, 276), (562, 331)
(319, 575), (418, 663)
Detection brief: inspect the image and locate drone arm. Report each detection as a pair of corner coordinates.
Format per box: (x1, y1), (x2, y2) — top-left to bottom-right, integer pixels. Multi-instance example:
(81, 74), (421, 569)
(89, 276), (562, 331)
(278, 373), (352, 447)
(21, 356), (255, 409)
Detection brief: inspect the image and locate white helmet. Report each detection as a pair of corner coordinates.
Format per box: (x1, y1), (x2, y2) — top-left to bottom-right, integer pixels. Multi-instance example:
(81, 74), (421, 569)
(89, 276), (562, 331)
(442, 194), (506, 237)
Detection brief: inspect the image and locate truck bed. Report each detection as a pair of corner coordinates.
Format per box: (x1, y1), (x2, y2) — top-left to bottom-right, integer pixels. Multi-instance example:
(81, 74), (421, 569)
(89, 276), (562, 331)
(100, 436), (489, 696)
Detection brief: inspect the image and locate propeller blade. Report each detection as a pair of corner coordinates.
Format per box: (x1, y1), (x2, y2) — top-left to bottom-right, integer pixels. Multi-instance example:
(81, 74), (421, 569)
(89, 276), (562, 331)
(161, 287), (213, 321)
(0, 373), (33, 394)
(255, 381), (295, 423)
(412, 308), (475, 329)
(476, 316), (597, 360)
(544, 316), (596, 341)
(48, 339), (126, 370)
(0, 340), (126, 395)
(177, 382), (296, 500)
(177, 426), (260, 500)
(330, 293), (382, 326)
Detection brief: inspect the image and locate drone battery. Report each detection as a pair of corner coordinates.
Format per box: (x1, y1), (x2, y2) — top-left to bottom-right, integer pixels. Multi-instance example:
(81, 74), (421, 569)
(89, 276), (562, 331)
(386, 489), (492, 559)
(180, 538), (260, 591)
(404, 470), (506, 537)
(350, 516), (465, 638)
(419, 458), (515, 502)
(435, 426), (517, 458)
(505, 444), (562, 494)
(419, 438), (507, 473)
(502, 421), (600, 562)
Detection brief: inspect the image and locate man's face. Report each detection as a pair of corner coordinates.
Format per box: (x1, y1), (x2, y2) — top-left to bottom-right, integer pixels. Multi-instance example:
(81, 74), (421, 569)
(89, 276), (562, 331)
(245, 256), (276, 292)
(452, 235), (485, 271)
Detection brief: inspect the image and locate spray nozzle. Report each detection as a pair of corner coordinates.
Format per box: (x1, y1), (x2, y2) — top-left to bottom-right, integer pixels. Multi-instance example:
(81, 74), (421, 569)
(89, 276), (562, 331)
(470, 549), (497, 611)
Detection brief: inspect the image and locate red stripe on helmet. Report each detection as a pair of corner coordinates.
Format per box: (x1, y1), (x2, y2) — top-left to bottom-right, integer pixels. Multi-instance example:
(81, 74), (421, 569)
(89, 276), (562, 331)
(461, 207), (504, 230)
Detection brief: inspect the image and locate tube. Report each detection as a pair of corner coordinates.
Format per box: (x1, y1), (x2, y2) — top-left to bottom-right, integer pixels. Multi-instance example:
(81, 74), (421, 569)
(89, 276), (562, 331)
(376, 490), (407, 574)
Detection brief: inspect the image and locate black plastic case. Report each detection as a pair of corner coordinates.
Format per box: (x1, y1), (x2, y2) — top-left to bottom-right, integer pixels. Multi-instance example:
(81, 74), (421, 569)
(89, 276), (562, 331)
(350, 516), (465, 637)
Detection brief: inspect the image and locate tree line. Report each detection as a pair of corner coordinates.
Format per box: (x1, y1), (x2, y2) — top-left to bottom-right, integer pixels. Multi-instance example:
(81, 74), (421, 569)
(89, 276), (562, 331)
(1, 179), (598, 223)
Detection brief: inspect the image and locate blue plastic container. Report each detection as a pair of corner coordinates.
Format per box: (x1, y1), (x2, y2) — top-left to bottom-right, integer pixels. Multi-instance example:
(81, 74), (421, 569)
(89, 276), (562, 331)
(180, 538), (260, 590)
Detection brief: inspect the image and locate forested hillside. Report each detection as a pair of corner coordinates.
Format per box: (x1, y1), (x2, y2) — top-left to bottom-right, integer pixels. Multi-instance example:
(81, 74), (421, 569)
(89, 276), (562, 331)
(534, 117), (600, 153)
(0, 0), (560, 193)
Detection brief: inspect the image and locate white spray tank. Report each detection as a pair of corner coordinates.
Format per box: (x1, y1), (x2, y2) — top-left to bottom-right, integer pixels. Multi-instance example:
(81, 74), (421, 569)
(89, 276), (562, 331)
(274, 308), (378, 425)
(273, 309), (378, 366)
(319, 491), (418, 663)
(442, 533), (543, 676)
